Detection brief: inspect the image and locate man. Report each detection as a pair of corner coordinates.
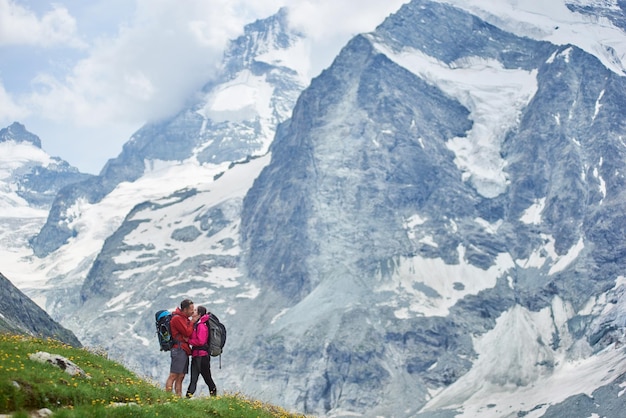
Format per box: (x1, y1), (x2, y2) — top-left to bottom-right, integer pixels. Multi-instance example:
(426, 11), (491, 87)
(165, 299), (197, 396)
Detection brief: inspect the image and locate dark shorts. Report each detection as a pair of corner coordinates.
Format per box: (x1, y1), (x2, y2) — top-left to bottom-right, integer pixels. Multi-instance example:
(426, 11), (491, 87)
(170, 347), (189, 374)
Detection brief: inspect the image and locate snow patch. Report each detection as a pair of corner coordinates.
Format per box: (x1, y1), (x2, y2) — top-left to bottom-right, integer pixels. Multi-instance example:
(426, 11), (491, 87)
(378, 247), (515, 317)
(419, 235), (438, 248)
(104, 291), (134, 313)
(474, 217), (502, 234)
(516, 233), (558, 270)
(594, 89), (605, 120)
(198, 70), (274, 123)
(520, 198), (546, 225)
(549, 237), (584, 275)
(404, 214), (427, 240)
(593, 166), (607, 200)
(516, 234), (584, 274)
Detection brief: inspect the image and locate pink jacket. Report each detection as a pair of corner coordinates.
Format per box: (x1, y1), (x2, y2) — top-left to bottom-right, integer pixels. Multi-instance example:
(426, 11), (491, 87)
(189, 314), (210, 357)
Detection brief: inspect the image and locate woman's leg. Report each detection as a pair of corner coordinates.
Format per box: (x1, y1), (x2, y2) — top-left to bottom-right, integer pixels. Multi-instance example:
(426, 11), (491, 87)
(186, 356), (201, 397)
(200, 356), (217, 395)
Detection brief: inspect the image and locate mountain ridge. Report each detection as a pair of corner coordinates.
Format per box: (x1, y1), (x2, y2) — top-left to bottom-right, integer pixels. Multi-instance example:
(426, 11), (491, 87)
(0, 271), (81, 347)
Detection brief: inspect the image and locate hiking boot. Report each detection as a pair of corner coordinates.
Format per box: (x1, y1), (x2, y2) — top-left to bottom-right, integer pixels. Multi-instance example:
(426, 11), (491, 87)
(185, 392), (193, 398)
(210, 388), (217, 396)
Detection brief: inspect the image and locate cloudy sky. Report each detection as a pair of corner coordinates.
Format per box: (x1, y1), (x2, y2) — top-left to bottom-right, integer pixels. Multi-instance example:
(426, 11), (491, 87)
(0, 0), (406, 174)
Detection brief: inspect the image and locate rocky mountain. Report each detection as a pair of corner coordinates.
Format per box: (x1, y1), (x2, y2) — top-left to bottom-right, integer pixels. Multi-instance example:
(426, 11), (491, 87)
(6, 1), (626, 418)
(29, 7), (307, 259)
(236, 2), (626, 416)
(0, 271), (81, 347)
(0, 122), (94, 295)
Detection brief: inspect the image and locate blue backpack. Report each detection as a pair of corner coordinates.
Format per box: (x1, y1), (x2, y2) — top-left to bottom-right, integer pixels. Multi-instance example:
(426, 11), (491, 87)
(155, 310), (175, 351)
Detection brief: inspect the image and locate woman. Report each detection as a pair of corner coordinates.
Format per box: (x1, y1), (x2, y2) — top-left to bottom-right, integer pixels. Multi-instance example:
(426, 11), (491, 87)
(185, 305), (217, 397)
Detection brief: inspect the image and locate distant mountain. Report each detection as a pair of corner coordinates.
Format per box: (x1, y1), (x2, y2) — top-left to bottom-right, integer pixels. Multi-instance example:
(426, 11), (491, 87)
(0, 122), (94, 295)
(30, 7), (308, 258)
(0, 121), (41, 147)
(0, 122), (93, 211)
(0, 271), (81, 347)
(7, 2), (626, 418)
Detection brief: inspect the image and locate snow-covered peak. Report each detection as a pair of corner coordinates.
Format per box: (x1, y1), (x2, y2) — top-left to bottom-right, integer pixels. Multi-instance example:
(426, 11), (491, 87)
(197, 69), (277, 124)
(443, 0), (626, 75)
(0, 123), (90, 217)
(0, 122), (42, 148)
(192, 7), (310, 158)
(0, 140), (54, 217)
(421, 301), (626, 417)
(222, 8), (306, 75)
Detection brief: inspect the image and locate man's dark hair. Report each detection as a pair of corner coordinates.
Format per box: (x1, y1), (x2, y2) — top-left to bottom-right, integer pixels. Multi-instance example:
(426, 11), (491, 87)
(197, 306), (207, 316)
(180, 299), (193, 310)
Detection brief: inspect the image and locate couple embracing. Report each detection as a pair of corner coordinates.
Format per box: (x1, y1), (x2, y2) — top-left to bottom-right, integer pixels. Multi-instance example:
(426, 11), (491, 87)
(165, 298), (217, 398)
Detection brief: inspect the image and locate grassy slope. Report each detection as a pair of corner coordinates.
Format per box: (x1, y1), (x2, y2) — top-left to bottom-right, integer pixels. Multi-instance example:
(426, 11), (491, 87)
(0, 333), (310, 418)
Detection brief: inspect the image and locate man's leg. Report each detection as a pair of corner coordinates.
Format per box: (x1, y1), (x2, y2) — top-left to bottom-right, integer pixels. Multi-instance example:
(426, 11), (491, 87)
(166, 348), (180, 392)
(165, 372), (178, 392)
(168, 348), (189, 396)
(174, 373), (185, 397)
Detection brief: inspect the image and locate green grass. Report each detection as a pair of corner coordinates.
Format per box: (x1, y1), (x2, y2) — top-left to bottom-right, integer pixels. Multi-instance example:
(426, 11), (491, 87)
(0, 333), (310, 417)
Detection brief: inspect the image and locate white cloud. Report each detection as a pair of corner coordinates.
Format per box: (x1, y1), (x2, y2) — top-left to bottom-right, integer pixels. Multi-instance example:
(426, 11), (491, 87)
(286, 0), (407, 76)
(19, 4), (215, 133)
(0, 0), (84, 47)
(0, 81), (28, 121)
(287, 0), (403, 39)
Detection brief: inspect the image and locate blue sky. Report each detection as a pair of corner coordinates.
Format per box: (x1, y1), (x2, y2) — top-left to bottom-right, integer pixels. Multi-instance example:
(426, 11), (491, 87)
(0, 0), (406, 174)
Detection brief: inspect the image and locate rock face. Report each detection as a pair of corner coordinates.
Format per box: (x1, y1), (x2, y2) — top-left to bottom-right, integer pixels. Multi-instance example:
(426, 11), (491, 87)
(240, 1), (626, 415)
(0, 272), (81, 347)
(10, 2), (626, 418)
